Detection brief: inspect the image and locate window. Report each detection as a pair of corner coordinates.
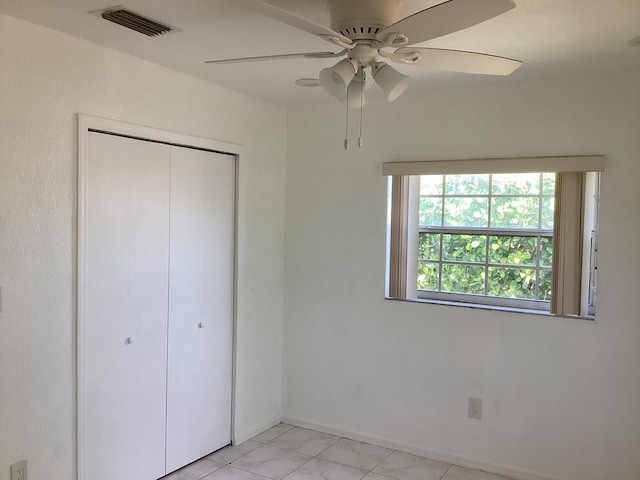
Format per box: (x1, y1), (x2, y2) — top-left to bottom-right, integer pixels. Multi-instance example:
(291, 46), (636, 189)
(384, 156), (604, 317)
(417, 173), (554, 310)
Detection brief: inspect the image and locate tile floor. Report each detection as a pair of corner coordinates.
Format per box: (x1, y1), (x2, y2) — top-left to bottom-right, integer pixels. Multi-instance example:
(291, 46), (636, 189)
(162, 424), (515, 480)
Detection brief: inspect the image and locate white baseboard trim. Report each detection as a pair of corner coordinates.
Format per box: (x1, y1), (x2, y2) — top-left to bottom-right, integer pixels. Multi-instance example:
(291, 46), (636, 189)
(281, 416), (567, 480)
(234, 416), (282, 445)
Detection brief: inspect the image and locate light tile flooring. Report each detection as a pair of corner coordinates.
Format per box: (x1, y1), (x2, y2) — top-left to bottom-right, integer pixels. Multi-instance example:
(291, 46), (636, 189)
(163, 424), (515, 480)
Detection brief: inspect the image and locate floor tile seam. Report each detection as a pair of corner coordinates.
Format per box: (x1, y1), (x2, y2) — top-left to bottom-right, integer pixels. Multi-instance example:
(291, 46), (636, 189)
(281, 455), (318, 480)
(387, 450), (454, 469)
(252, 428), (458, 480)
(325, 437), (398, 474)
(224, 464), (283, 480)
(309, 435), (344, 460)
(368, 468), (403, 480)
(207, 458), (228, 470)
(265, 431), (290, 444)
(305, 449), (371, 478)
(366, 448), (397, 475)
(262, 442), (315, 458)
(311, 434), (343, 458)
(193, 463), (223, 480)
(436, 463), (454, 480)
(370, 450), (438, 480)
(367, 450), (398, 478)
(366, 474), (395, 480)
(280, 437), (373, 480)
(227, 462), (285, 480)
(311, 445), (397, 476)
(220, 443), (263, 465)
(254, 424), (295, 444)
(268, 434), (343, 458)
(232, 442), (314, 479)
(312, 456), (373, 475)
(372, 455), (454, 480)
(274, 424), (296, 441)
(164, 458), (224, 480)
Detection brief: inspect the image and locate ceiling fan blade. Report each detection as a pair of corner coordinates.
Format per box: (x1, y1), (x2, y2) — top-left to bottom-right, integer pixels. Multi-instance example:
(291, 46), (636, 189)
(394, 47), (521, 75)
(236, 0), (352, 46)
(206, 51), (342, 65)
(377, 0), (515, 46)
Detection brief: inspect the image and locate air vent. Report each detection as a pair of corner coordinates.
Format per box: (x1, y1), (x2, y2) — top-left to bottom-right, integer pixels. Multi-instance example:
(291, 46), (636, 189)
(101, 8), (172, 37)
(333, 23), (383, 41)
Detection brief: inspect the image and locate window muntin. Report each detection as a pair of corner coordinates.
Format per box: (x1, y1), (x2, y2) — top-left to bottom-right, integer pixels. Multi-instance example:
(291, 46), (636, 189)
(417, 173), (555, 309)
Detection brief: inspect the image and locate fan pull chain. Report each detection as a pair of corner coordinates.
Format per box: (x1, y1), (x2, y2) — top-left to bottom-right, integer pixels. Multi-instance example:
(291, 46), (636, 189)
(344, 83), (350, 150)
(358, 70), (365, 148)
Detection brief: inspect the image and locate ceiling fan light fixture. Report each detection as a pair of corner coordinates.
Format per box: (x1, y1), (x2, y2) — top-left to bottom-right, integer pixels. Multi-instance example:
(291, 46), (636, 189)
(319, 59), (358, 99)
(341, 68), (366, 108)
(371, 61), (410, 102)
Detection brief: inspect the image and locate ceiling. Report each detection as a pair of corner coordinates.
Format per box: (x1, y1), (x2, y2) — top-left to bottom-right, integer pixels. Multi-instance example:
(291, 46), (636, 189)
(2, 0), (639, 107)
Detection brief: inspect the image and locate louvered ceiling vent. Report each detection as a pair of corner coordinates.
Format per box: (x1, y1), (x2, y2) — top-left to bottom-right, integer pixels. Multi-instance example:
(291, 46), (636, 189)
(101, 8), (172, 37)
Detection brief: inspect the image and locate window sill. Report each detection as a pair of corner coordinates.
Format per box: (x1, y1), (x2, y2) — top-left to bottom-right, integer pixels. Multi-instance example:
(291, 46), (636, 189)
(385, 296), (596, 321)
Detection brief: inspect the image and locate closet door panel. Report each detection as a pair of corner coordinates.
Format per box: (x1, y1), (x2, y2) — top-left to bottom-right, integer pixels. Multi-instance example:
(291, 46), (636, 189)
(84, 132), (170, 480)
(166, 147), (234, 472)
(200, 152), (234, 453)
(165, 148), (207, 472)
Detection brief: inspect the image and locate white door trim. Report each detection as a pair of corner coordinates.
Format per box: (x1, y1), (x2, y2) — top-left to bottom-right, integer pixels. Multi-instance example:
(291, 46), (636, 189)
(77, 114), (241, 480)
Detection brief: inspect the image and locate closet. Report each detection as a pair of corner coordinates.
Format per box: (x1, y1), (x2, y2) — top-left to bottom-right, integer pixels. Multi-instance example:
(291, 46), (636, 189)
(81, 131), (234, 480)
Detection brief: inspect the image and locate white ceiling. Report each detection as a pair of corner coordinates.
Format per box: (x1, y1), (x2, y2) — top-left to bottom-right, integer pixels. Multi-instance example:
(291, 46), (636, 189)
(2, 0), (639, 107)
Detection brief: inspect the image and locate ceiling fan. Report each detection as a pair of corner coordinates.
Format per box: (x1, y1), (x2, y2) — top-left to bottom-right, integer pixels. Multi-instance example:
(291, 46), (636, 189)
(206, 0), (522, 106)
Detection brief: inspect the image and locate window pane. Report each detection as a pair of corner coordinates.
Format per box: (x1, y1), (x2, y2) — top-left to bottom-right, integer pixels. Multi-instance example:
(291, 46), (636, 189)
(539, 236), (553, 267)
(445, 174), (489, 195)
(488, 235), (537, 266)
(444, 197), (489, 227)
(492, 173), (540, 195)
(488, 267), (537, 299)
(417, 262), (439, 291)
(441, 264), (485, 295)
(538, 269), (552, 301)
(419, 197), (443, 226)
(490, 197), (539, 228)
(418, 233), (440, 261)
(542, 173), (556, 195)
(541, 197), (555, 230)
(420, 175), (443, 195)
(411, 170), (559, 308)
(443, 234), (486, 263)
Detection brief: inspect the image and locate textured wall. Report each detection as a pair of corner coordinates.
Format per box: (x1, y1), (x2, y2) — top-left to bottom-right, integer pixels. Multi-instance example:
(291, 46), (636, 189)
(0, 14), (286, 480)
(283, 73), (640, 480)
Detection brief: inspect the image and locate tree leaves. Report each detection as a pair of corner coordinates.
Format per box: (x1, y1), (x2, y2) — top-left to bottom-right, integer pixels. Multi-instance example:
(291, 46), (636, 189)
(417, 172), (556, 302)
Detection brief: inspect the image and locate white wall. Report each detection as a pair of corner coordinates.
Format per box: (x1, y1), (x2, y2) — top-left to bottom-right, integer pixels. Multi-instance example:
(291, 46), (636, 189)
(283, 73), (640, 480)
(0, 14), (286, 480)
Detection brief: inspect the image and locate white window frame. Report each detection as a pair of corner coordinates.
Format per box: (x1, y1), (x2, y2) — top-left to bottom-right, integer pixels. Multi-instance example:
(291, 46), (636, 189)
(415, 172), (554, 310)
(384, 156), (605, 318)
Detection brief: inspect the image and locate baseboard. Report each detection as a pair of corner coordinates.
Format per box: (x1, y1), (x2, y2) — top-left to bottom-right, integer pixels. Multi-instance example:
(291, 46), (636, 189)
(281, 416), (567, 480)
(234, 416), (282, 445)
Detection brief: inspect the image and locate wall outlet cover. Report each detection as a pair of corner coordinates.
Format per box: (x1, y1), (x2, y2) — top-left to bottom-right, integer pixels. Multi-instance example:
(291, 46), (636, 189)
(468, 397), (482, 420)
(11, 459), (27, 480)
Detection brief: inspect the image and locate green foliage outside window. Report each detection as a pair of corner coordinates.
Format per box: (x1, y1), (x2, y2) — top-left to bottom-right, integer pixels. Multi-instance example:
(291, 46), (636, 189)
(417, 173), (555, 303)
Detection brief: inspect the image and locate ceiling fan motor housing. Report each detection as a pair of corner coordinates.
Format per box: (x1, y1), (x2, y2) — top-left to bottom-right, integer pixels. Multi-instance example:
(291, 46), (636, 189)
(348, 44), (379, 66)
(327, 0), (400, 41)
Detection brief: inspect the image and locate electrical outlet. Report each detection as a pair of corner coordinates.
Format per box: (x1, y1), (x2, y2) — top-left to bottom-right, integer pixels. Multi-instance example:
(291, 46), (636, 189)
(11, 459), (27, 480)
(468, 397), (482, 420)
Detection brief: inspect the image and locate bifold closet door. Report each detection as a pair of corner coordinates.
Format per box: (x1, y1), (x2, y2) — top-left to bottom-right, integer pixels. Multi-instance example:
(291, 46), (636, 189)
(84, 132), (170, 480)
(165, 147), (234, 472)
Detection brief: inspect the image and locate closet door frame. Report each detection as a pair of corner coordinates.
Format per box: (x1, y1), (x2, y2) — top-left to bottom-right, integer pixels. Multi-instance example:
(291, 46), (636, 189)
(77, 114), (242, 480)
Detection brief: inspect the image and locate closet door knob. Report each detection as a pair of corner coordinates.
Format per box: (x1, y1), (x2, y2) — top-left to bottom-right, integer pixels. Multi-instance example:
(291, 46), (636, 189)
(198, 322), (205, 329)
(125, 336), (135, 345)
